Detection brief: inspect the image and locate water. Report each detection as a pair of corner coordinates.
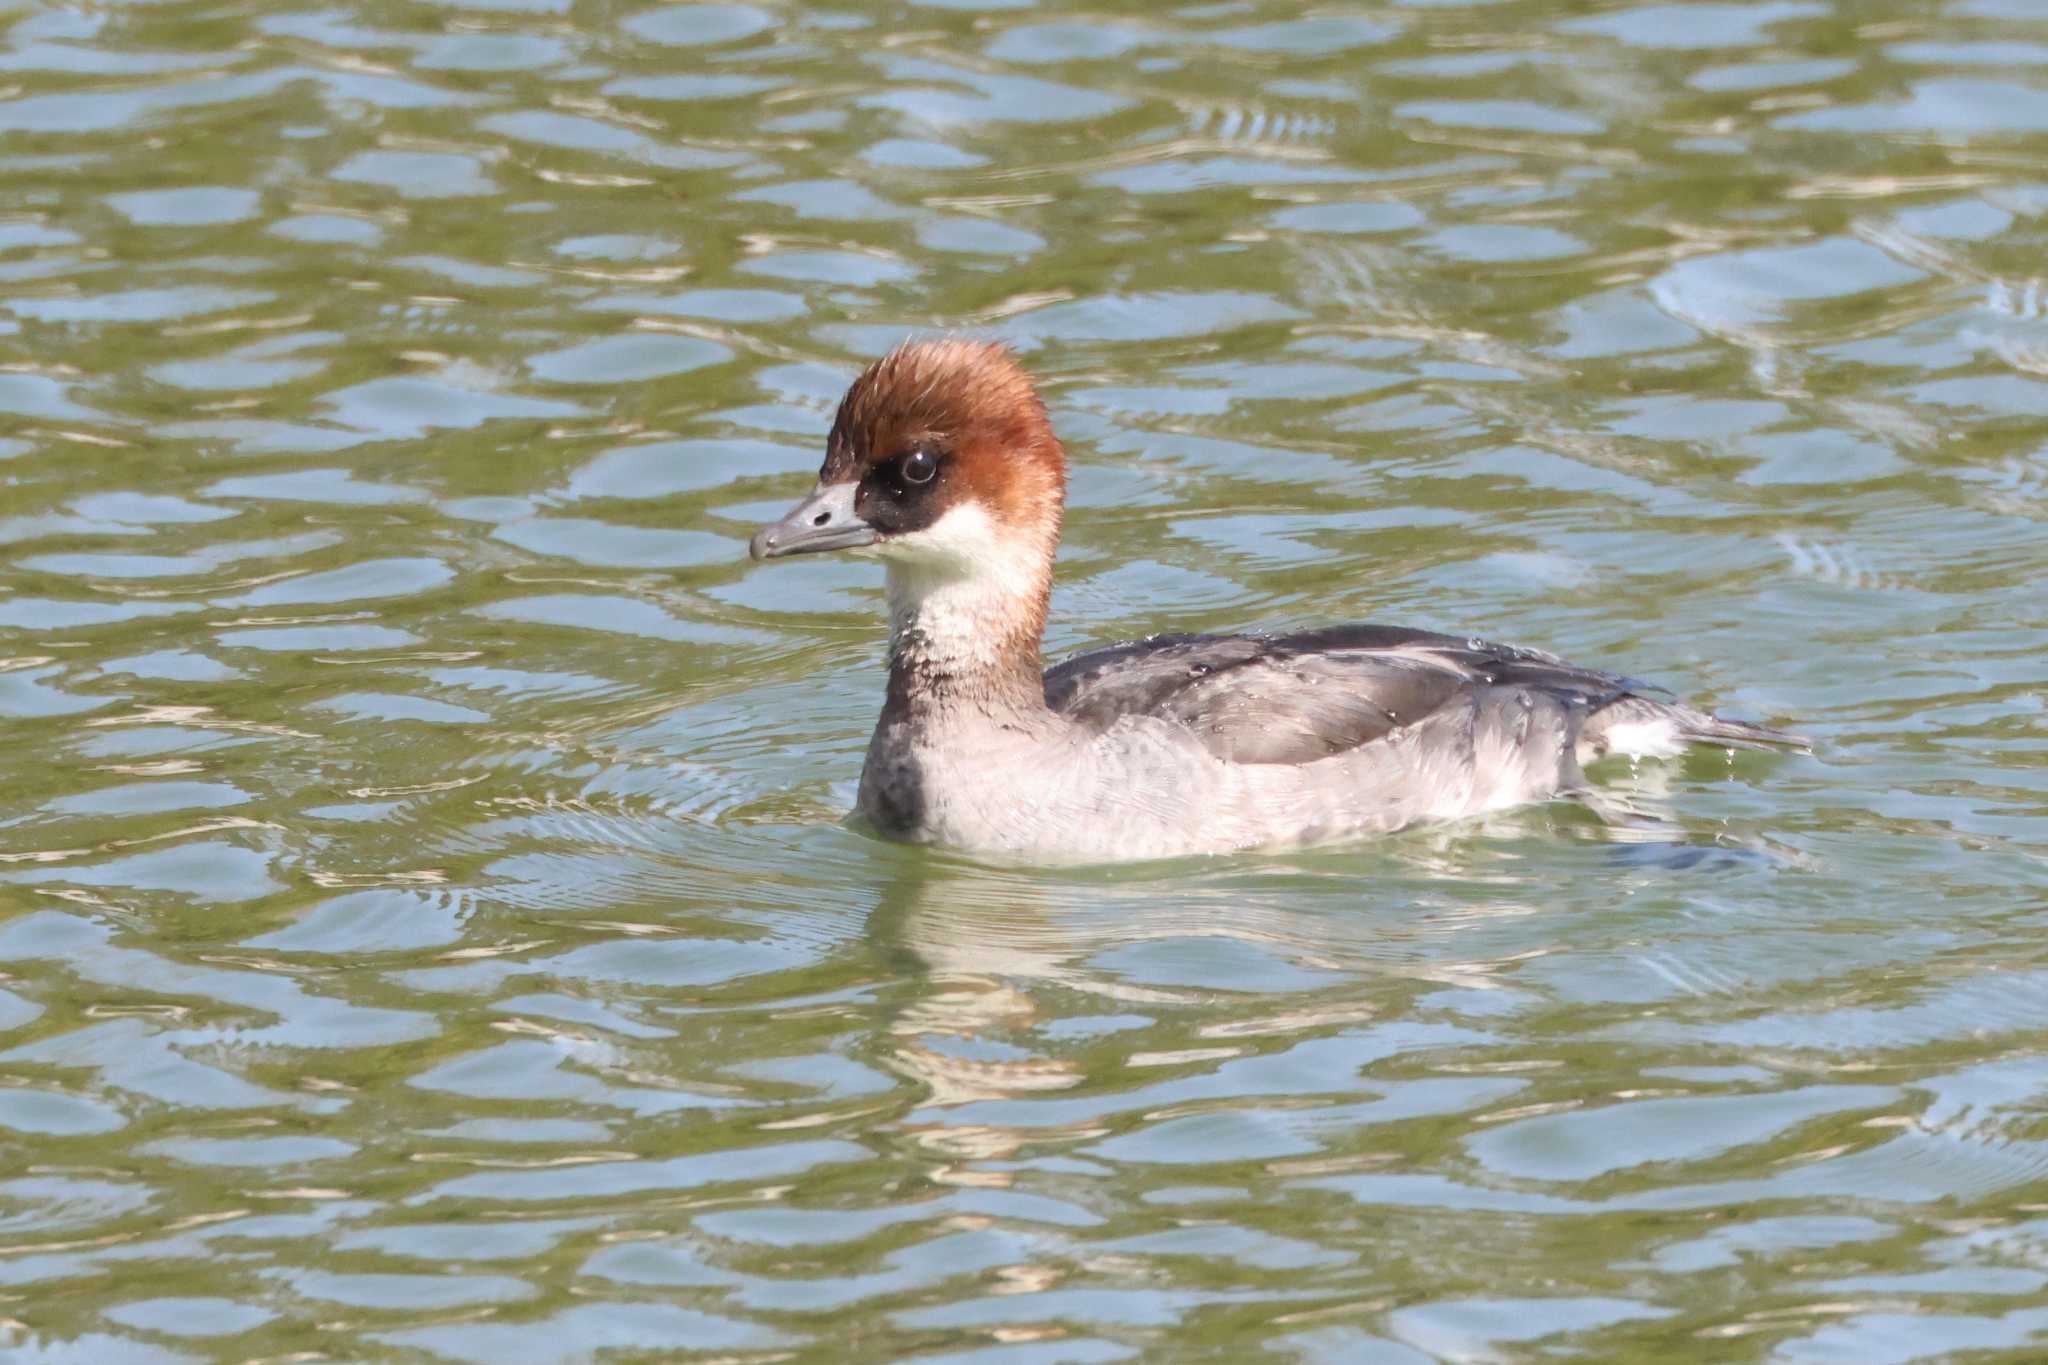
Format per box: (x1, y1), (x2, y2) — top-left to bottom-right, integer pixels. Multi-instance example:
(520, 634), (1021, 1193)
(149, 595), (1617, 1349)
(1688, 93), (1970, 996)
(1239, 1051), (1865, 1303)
(0, 0), (2045, 1359)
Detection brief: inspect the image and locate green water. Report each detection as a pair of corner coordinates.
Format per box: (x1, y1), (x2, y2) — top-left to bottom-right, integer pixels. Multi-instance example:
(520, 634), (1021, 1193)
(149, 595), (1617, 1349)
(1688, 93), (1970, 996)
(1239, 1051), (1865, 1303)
(0, 0), (2045, 1360)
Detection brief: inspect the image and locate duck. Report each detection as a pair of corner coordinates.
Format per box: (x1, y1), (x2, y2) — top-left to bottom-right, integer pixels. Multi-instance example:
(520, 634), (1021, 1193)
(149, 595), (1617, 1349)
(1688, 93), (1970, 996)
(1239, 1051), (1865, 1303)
(749, 338), (1800, 862)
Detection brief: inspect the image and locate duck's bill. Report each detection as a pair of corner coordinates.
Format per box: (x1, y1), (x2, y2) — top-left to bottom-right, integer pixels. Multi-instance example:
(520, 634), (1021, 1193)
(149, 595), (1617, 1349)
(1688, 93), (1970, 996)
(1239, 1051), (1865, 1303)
(749, 482), (878, 560)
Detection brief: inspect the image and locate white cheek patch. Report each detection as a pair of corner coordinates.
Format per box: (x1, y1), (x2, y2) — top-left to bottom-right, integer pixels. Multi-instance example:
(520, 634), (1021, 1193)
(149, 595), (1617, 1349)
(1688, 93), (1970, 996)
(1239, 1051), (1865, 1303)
(877, 501), (1006, 568)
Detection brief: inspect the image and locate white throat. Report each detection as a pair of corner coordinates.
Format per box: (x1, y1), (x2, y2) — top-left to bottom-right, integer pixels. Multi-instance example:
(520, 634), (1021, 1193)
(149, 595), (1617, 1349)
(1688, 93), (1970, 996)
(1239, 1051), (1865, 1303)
(871, 502), (1049, 677)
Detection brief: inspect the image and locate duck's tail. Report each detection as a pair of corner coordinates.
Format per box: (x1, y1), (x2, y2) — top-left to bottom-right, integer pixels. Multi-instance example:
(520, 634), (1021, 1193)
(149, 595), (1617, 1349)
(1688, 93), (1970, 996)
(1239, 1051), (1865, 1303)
(1580, 695), (1809, 762)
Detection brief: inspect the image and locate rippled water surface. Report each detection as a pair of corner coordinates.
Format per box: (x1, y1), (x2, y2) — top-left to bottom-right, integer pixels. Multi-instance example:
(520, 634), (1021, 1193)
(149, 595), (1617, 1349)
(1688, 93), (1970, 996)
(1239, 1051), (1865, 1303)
(2, 0), (2046, 1359)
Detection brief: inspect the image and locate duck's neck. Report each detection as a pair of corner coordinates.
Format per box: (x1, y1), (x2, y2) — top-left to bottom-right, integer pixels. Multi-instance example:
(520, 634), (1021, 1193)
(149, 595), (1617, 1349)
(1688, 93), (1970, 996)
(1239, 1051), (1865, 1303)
(882, 550), (1052, 725)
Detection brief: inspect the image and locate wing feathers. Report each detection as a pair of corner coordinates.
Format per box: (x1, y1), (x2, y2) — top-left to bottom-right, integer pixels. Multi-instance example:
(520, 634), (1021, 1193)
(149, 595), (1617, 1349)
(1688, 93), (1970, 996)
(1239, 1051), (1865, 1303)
(1045, 625), (1793, 767)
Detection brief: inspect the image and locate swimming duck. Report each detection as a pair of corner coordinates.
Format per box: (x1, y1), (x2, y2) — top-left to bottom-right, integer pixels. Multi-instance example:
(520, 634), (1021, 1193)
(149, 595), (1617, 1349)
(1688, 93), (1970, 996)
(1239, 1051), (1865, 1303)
(750, 339), (1799, 862)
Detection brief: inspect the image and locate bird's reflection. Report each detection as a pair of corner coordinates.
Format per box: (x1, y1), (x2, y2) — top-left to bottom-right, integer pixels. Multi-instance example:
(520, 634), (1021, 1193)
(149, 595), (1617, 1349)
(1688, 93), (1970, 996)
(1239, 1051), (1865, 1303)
(858, 830), (1545, 1127)
(856, 776), (1779, 1123)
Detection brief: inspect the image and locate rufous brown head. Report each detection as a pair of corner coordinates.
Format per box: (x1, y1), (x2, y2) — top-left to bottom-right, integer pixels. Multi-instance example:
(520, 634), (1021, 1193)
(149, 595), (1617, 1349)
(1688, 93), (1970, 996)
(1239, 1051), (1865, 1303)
(749, 338), (1066, 567)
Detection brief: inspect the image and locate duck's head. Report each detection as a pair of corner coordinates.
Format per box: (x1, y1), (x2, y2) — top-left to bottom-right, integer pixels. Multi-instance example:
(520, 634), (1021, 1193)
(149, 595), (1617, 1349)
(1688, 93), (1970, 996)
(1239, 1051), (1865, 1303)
(749, 338), (1066, 576)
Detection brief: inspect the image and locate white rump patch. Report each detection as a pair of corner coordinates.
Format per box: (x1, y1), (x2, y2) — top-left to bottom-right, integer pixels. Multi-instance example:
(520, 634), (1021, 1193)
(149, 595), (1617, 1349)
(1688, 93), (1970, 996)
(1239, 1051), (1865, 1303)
(1599, 716), (1685, 760)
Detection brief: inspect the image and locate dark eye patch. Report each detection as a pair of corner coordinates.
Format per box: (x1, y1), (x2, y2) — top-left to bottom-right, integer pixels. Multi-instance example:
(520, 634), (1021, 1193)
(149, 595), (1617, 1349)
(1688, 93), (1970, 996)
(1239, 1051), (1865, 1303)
(855, 445), (948, 535)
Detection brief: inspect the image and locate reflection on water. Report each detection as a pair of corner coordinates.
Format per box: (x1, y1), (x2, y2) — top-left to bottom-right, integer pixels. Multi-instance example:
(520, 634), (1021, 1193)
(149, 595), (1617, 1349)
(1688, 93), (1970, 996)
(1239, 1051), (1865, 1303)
(1, 0), (2046, 1358)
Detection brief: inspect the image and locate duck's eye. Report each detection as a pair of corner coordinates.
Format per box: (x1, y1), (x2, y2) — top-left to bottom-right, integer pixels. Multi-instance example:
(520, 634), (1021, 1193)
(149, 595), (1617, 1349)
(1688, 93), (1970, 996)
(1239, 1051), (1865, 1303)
(898, 448), (938, 485)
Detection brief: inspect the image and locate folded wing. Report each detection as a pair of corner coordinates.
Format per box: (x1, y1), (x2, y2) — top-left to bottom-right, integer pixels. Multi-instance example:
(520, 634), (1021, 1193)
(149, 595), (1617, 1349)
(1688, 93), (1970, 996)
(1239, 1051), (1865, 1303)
(1044, 624), (1797, 766)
